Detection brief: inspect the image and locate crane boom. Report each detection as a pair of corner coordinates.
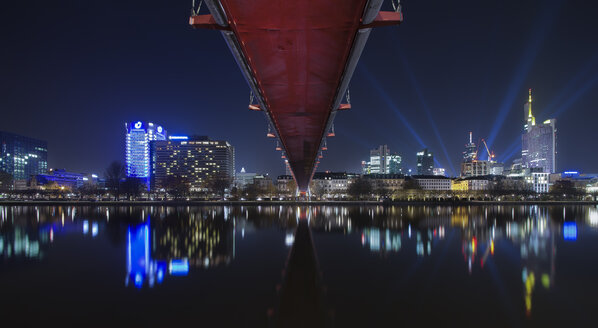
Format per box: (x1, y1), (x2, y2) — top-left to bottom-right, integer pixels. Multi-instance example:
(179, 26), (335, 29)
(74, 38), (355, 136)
(481, 139), (495, 161)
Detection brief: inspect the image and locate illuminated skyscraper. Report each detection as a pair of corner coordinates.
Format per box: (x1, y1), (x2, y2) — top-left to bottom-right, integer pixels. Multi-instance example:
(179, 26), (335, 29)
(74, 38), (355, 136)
(152, 136), (234, 191)
(463, 132), (477, 163)
(0, 131), (47, 181)
(433, 168), (446, 176)
(363, 145), (402, 174)
(521, 90), (557, 173)
(416, 148), (434, 175)
(369, 145), (389, 174)
(388, 154), (402, 174)
(125, 121), (167, 186)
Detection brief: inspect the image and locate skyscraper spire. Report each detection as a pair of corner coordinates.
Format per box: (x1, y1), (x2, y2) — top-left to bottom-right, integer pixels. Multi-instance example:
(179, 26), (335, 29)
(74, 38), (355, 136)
(521, 88), (557, 174)
(525, 88), (535, 131)
(528, 88), (533, 118)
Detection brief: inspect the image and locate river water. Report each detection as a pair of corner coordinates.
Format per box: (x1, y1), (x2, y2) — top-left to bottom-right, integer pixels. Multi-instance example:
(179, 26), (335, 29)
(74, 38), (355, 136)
(0, 205), (597, 327)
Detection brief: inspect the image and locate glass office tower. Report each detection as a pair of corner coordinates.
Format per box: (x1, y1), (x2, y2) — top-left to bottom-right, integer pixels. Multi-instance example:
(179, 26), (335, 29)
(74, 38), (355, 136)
(0, 131), (48, 180)
(521, 90), (557, 173)
(125, 121), (167, 186)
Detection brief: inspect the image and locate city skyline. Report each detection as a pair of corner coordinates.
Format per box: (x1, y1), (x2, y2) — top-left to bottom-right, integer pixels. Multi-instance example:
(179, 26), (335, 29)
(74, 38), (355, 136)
(1, 0), (597, 177)
(0, 89), (580, 178)
(3, 2), (598, 327)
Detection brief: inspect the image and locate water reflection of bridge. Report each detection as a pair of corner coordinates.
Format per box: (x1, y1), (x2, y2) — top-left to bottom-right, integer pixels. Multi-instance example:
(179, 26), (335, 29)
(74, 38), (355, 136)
(271, 209), (331, 328)
(1, 204), (592, 320)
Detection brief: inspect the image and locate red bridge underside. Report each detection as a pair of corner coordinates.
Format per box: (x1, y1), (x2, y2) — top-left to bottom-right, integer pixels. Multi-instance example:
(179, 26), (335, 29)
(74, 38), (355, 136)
(220, 0), (368, 191)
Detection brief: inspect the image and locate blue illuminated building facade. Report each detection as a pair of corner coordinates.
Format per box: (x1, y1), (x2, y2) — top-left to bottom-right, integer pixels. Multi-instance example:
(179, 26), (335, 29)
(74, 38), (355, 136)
(125, 121), (167, 187)
(33, 169), (101, 189)
(0, 131), (48, 181)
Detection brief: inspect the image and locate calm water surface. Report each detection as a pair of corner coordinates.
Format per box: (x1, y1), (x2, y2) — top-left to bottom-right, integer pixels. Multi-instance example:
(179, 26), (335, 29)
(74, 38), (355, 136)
(1, 205), (597, 327)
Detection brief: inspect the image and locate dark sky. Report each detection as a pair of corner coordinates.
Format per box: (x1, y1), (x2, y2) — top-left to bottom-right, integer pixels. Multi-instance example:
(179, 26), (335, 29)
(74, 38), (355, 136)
(1, 0), (597, 177)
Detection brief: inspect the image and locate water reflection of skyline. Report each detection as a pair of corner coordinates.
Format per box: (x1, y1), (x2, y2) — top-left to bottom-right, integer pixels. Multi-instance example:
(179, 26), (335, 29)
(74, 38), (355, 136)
(1, 204), (597, 320)
(125, 213), (236, 288)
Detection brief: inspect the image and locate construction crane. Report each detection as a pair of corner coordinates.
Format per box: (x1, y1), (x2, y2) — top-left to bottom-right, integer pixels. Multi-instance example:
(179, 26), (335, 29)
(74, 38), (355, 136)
(481, 139), (496, 162)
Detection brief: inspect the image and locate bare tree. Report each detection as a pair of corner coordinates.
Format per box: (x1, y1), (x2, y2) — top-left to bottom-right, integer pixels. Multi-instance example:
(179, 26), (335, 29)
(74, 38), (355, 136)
(122, 177), (145, 200)
(309, 182), (325, 200)
(208, 177), (231, 199)
(165, 175), (190, 199)
(0, 171), (13, 192)
(243, 183), (264, 200)
(348, 178), (372, 200)
(373, 185), (391, 200)
(105, 161), (125, 200)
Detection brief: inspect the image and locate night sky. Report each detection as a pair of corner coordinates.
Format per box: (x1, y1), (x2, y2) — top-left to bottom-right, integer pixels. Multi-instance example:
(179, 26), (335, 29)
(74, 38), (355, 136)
(1, 0), (597, 177)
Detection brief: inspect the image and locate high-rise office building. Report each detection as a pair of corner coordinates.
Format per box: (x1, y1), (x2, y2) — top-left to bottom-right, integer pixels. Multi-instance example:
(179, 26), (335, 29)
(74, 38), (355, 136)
(463, 132), (477, 163)
(152, 136), (234, 191)
(416, 148), (434, 175)
(521, 90), (557, 173)
(433, 168), (446, 176)
(388, 154), (402, 174)
(234, 167), (259, 189)
(125, 121), (167, 186)
(369, 145), (390, 174)
(460, 131), (503, 177)
(461, 160), (490, 177)
(363, 145), (402, 174)
(0, 131), (48, 180)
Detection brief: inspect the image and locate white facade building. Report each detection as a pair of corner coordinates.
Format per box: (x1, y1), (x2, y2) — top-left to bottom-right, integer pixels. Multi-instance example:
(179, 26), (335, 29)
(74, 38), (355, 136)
(311, 172), (351, 196)
(532, 172), (551, 193)
(413, 176), (452, 191)
(234, 167), (257, 189)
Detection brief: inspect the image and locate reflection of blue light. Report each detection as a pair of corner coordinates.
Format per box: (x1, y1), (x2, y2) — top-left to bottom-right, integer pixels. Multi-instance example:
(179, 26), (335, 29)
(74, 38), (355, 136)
(127, 223), (150, 288)
(83, 220), (89, 234)
(285, 233), (294, 246)
(169, 259), (189, 276)
(368, 229), (380, 251)
(563, 222), (577, 241)
(134, 273), (143, 288)
(157, 262), (166, 283)
(91, 222), (98, 237)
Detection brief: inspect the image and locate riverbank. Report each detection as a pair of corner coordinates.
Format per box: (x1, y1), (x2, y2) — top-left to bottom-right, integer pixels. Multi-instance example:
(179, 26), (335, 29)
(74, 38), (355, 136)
(0, 200), (596, 206)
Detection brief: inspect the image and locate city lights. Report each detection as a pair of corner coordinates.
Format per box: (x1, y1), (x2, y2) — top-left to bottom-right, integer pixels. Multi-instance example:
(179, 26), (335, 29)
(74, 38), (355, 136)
(1, 0), (597, 326)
